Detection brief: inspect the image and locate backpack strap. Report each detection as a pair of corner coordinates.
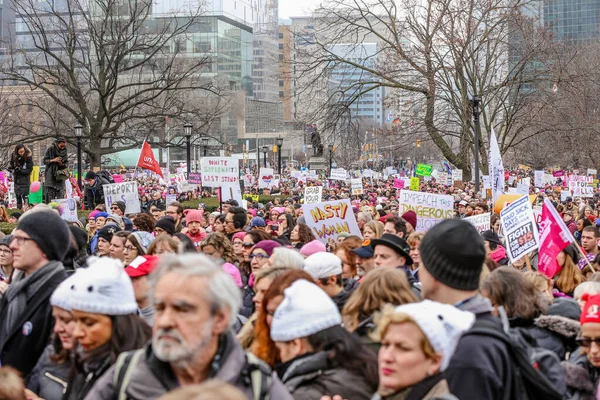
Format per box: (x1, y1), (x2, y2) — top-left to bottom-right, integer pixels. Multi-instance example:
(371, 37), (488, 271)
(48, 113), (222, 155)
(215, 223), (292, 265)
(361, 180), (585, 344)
(112, 349), (145, 400)
(246, 352), (271, 400)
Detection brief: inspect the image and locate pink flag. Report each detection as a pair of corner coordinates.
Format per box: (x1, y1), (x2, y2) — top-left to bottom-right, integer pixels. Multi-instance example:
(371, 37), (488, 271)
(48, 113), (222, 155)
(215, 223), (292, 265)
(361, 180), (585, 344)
(538, 198), (574, 278)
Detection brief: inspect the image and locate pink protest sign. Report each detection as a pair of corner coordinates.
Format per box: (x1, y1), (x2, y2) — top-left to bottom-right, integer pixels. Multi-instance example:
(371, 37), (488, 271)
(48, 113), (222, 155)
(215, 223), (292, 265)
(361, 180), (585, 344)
(393, 179), (405, 189)
(112, 174), (123, 183)
(538, 198), (574, 278)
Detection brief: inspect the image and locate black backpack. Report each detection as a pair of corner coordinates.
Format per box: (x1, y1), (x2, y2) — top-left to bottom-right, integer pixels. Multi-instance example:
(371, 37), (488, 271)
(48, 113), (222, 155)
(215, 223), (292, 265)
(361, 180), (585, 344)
(96, 170), (115, 184)
(465, 307), (565, 400)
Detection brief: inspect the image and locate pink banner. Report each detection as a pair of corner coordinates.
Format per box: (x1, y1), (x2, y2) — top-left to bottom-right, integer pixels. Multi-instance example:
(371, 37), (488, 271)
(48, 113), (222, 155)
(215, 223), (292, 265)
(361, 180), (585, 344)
(552, 170), (565, 177)
(393, 179), (405, 189)
(538, 198), (574, 278)
(112, 174), (123, 183)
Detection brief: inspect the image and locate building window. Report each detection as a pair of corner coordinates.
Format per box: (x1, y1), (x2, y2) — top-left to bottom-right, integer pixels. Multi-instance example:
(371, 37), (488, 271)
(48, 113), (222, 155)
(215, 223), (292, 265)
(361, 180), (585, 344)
(278, 43), (283, 50)
(279, 80), (284, 87)
(279, 91), (284, 98)
(279, 32), (283, 39)
(279, 54), (284, 61)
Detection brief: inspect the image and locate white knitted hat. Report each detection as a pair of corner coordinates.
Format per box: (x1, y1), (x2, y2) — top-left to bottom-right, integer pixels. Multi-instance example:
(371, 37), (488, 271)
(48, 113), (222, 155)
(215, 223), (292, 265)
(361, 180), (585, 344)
(303, 252), (342, 279)
(270, 279), (342, 342)
(62, 257), (138, 315)
(50, 278), (74, 311)
(393, 300), (475, 371)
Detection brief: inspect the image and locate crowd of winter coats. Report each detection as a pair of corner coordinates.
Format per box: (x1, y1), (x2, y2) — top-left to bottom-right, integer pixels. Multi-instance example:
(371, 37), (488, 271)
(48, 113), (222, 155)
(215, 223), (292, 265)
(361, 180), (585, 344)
(3, 198), (600, 400)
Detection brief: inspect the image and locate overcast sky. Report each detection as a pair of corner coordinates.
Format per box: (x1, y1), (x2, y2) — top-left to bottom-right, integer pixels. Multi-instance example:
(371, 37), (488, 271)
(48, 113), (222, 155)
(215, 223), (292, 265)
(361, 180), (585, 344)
(279, 0), (321, 18)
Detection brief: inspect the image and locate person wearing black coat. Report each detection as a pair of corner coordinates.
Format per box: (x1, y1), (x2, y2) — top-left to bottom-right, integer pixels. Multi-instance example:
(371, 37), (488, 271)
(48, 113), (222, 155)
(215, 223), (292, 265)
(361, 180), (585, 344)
(43, 138), (69, 203)
(8, 144), (33, 209)
(82, 171), (107, 210)
(0, 211), (71, 377)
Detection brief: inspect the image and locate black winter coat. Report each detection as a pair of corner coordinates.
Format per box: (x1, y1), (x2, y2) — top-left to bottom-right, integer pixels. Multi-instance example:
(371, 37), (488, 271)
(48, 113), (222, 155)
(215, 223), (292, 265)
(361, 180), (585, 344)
(43, 142), (68, 189)
(26, 344), (71, 400)
(0, 265), (67, 377)
(8, 148), (33, 192)
(83, 178), (106, 210)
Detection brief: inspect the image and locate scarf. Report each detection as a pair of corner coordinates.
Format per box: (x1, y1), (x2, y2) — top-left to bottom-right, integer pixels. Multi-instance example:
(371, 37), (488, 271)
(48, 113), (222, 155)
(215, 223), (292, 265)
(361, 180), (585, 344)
(0, 261), (64, 348)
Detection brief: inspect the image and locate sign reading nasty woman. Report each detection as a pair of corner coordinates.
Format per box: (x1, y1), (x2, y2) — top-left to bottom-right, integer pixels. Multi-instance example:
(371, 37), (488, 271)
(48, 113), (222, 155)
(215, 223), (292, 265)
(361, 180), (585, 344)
(398, 190), (454, 232)
(302, 199), (362, 243)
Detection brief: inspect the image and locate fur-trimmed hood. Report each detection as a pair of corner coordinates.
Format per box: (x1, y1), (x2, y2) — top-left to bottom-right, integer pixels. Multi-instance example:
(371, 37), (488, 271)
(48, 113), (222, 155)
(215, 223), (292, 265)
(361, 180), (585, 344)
(562, 361), (596, 399)
(535, 314), (580, 339)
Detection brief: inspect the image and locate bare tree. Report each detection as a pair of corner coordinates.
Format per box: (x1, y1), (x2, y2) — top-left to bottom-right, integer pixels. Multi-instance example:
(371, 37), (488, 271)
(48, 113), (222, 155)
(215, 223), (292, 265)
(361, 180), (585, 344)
(1, 0), (229, 167)
(292, 0), (558, 178)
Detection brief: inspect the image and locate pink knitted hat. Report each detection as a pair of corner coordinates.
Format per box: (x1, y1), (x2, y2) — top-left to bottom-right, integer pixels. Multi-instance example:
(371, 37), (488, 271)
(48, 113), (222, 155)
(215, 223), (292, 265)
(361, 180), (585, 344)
(300, 240), (326, 257)
(222, 263), (243, 288)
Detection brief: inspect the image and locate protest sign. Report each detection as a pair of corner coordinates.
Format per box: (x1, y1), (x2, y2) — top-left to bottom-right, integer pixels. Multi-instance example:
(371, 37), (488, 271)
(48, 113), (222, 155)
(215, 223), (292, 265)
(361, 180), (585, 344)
(516, 183), (529, 195)
(188, 173), (202, 184)
(329, 168), (347, 181)
(351, 178), (363, 195)
(521, 177), (531, 187)
(200, 157), (239, 188)
(553, 170), (565, 177)
(415, 164), (433, 176)
(258, 168), (275, 189)
(568, 176), (594, 197)
(500, 195), (539, 262)
(538, 198), (574, 278)
(452, 169), (463, 182)
(393, 179), (405, 189)
(103, 181), (141, 214)
(243, 194), (260, 203)
(304, 186), (323, 204)
(166, 194), (177, 205)
(463, 213), (491, 234)
(534, 171), (544, 188)
(398, 190), (454, 232)
(409, 177), (420, 191)
(221, 183), (243, 206)
(113, 174), (123, 183)
(52, 198), (78, 222)
(482, 175), (491, 189)
(302, 199), (362, 243)
(588, 169), (597, 176)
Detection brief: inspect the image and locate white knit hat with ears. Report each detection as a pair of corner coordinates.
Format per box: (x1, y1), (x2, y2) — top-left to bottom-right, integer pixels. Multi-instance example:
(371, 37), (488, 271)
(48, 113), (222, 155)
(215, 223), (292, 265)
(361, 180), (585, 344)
(50, 277), (74, 311)
(392, 300), (475, 371)
(63, 257), (138, 315)
(270, 279), (342, 342)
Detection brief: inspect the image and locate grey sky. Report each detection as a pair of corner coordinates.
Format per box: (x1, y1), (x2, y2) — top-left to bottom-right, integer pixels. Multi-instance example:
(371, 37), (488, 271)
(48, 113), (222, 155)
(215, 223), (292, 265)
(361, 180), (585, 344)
(279, 0), (321, 18)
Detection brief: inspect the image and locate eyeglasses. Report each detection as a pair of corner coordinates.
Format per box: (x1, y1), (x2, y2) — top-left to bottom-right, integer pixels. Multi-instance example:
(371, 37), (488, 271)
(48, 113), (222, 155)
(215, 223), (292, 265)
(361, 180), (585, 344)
(225, 219), (234, 224)
(124, 245), (136, 251)
(110, 206), (119, 210)
(12, 236), (35, 246)
(576, 336), (600, 348)
(249, 254), (268, 260)
(0, 248), (12, 255)
(165, 211), (176, 215)
(242, 242), (255, 248)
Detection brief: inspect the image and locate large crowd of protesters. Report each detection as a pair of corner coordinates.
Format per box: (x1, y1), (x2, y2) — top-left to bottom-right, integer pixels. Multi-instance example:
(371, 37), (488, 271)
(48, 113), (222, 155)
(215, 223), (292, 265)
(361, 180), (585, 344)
(1, 139), (600, 399)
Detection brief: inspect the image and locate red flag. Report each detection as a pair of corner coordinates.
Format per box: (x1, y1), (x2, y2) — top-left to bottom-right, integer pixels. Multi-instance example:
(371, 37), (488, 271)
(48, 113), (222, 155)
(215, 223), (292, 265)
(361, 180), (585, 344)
(137, 141), (163, 178)
(538, 198), (574, 278)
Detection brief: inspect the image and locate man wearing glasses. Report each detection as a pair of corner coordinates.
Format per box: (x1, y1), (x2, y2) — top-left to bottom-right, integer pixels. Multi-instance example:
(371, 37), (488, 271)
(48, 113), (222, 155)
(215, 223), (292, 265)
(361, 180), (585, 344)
(0, 211), (70, 376)
(225, 206), (247, 240)
(110, 200), (126, 217)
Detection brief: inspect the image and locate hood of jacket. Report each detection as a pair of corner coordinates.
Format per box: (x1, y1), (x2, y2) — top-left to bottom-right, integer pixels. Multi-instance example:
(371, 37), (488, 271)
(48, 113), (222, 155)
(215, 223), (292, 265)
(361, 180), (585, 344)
(534, 314), (580, 339)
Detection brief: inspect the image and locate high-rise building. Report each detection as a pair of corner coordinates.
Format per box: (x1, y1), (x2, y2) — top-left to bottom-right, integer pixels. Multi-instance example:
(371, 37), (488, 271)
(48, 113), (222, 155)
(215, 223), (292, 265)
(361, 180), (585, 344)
(544, 0), (600, 42)
(278, 24), (293, 121)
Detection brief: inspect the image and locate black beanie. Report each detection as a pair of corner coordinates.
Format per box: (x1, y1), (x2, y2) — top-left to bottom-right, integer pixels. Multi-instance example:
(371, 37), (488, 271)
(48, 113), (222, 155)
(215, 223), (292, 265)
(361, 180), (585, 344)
(155, 216), (176, 235)
(420, 219), (485, 291)
(97, 223), (122, 243)
(69, 225), (89, 250)
(114, 200), (126, 214)
(17, 211), (71, 262)
(85, 171), (97, 180)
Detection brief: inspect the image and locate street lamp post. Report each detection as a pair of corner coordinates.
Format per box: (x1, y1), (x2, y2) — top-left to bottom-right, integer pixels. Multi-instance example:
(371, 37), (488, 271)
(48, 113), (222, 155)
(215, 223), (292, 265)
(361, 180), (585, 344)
(201, 137), (209, 157)
(471, 95), (481, 193)
(328, 144), (334, 176)
(262, 145), (268, 168)
(184, 123), (192, 178)
(276, 137), (283, 175)
(75, 123), (83, 189)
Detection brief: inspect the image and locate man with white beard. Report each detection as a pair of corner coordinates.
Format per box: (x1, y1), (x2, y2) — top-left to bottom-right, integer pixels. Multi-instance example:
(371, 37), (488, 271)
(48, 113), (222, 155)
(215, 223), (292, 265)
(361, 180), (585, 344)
(84, 254), (292, 400)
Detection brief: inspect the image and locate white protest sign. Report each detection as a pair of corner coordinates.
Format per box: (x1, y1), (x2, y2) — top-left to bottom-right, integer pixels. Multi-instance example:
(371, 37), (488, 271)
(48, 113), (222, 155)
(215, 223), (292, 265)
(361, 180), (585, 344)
(588, 169), (597, 176)
(568, 176), (594, 198)
(103, 181), (141, 214)
(351, 178), (363, 195)
(166, 194), (177, 205)
(329, 168), (347, 181)
(517, 183), (530, 195)
(258, 168), (275, 189)
(304, 186), (323, 204)
(200, 157), (239, 188)
(53, 198), (78, 222)
(452, 169), (463, 182)
(464, 212), (491, 233)
(398, 190), (454, 232)
(500, 195), (539, 262)
(521, 177), (531, 187)
(482, 175), (491, 189)
(544, 174), (555, 185)
(302, 199), (361, 243)
(437, 172), (448, 185)
(534, 171), (544, 188)
(221, 183), (243, 206)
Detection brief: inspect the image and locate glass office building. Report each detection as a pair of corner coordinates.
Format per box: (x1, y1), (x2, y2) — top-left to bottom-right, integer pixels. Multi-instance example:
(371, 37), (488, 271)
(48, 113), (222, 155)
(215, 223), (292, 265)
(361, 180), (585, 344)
(544, 0), (600, 42)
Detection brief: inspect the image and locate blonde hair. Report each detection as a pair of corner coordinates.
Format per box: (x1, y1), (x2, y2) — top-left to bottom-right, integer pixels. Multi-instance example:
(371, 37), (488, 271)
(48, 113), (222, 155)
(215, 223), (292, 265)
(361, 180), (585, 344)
(342, 268), (417, 332)
(406, 232), (425, 247)
(364, 220), (384, 239)
(556, 252), (585, 294)
(371, 304), (437, 360)
(0, 366), (26, 400)
(523, 271), (552, 293)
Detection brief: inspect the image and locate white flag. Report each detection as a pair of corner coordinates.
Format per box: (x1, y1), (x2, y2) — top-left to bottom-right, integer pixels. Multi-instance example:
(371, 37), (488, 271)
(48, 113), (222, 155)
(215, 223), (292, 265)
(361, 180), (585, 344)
(488, 127), (505, 202)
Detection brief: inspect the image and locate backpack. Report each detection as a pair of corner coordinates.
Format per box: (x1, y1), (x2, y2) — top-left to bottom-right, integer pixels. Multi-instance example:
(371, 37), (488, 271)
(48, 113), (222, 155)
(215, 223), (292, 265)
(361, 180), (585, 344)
(96, 170), (115, 184)
(112, 349), (271, 400)
(465, 307), (565, 400)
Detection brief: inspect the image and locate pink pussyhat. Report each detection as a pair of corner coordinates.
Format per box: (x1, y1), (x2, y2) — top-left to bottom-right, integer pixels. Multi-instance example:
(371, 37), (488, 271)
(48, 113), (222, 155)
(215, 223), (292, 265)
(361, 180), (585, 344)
(300, 240), (326, 257)
(222, 263), (243, 288)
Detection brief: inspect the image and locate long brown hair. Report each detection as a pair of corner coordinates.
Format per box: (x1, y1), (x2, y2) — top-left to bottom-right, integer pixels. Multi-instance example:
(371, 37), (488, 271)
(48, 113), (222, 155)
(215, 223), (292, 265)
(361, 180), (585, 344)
(295, 223), (316, 245)
(342, 268), (417, 332)
(250, 270), (314, 367)
(556, 251), (585, 295)
(481, 267), (549, 320)
(335, 238), (363, 278)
